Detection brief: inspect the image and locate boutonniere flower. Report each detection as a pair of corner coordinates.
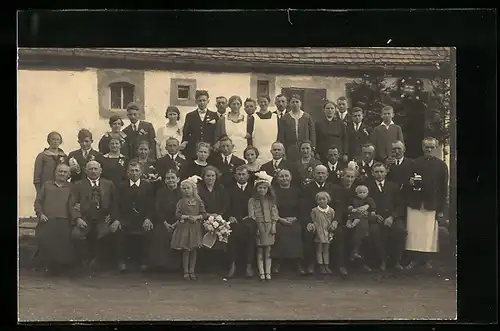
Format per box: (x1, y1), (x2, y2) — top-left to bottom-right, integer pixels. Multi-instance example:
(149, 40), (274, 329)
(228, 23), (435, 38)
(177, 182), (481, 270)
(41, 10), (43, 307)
(89, 154), (95, 161)
(59, 156), (66, 164)
(363, 128), (369, 135)
(139, 128), (147, 135)
(336, 169), (342, 178)
(229, 163), (235, 173)
(207, 119), (217, 124)
(174, 160), (181, 171)
(303, 178), (313, 185)
(118, 159), (125, 166)
(307, 166), (313, 174)
(149, 165), (155, 170)
(176, 128), (181, 135)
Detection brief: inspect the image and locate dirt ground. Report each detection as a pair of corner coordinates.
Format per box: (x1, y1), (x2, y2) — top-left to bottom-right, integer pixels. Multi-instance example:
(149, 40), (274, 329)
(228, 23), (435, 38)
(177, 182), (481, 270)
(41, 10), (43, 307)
(18, 268), (456, 321)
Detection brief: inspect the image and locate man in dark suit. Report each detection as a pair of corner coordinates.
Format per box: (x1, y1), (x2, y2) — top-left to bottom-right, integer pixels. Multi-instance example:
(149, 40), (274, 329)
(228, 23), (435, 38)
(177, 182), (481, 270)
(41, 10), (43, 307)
(325, 146), (346, 186)
(346, 107), (372, 161)
(155, 137), (187, 179)
(68, 129), (105, 183)
(299, 165), (348, 277)
(386, 140), (414, 189)
(180, 90), (219, 160)
(336, 96), (352, 125)
(260, 142), (298, 186)
(273, 94), (289, 134)
(354, 143), (377, 184)
(209, 136), (246, 188)
(113, 161), (155, 272)
(366, 163), (406, 271)
(123, 102), (157, 159)
(215, 96), (228, 119)
(70, 161), (119, 270)
(225, 165), (256, 278)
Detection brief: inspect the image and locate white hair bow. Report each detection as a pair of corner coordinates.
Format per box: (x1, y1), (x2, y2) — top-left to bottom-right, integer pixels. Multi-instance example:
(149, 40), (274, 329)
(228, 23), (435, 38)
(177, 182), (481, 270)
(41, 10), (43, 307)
(187, 175), (202, 184)
(254, 171), (273, 186)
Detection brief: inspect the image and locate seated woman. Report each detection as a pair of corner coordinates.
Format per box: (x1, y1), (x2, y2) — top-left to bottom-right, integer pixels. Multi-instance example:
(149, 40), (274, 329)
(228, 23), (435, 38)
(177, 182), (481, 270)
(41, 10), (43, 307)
(272, 169), (304, 275)
(34, 164), (76, 275)
(101, 137), (128, 187)
(33, 131), (68, 196)
(98, 115), (129, 157)
(149, 169), (183, 271)
(243, 146), (262, 186)
(294, 140), (323, 188)
(179, 142), (211, 180)
(197, 165), (229, 274)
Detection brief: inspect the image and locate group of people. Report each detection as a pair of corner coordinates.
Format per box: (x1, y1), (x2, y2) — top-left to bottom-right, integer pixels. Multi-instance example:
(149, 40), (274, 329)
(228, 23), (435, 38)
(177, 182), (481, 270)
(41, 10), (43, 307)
(32, 89), (449, 282)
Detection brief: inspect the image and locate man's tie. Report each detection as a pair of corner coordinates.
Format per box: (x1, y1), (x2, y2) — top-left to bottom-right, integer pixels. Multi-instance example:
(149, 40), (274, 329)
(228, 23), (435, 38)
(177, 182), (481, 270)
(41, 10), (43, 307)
(225, 157), (230, 165)
(132, 124), (137, 131)
(273, 161), (278, 170)
(397, 159), (401, 166)
(378, 182), (384, 192)
(91, 180), (97, 187)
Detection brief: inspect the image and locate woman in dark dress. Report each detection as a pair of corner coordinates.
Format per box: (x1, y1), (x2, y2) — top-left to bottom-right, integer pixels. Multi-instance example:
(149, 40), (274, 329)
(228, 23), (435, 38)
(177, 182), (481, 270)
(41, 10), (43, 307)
(98, 115), (129, 157)
(148, 169), (182, 271)
(34, 164), (76, 274)
(179, 142), (210, 180)
(243, 146), (262, 186)
(33, 131), (68, 196)
(272, 169), (305, 275)
(101, 137), (128, 187)
(294, 140), (324, 188)
(197, 165), (229, 274)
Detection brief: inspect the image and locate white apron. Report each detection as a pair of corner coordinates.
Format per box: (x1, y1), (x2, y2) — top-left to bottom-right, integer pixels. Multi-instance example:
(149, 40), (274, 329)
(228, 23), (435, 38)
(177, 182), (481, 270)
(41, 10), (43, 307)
(405, 205), (439, 252)
(224, 115), (248, 159)
(252, 113), (279, 164)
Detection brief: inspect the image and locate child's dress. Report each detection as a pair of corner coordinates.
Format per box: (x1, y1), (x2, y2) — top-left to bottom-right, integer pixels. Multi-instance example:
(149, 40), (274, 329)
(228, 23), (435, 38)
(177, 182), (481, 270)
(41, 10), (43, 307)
(248, 197), (279, 247)
(311, 206), (336, 243)
(170, 197), (207, 250)
(349, 197), (377, 222)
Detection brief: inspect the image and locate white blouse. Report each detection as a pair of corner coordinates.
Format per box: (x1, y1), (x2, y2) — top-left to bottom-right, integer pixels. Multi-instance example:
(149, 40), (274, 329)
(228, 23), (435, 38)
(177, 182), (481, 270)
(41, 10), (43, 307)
(156, 123), (183, 158)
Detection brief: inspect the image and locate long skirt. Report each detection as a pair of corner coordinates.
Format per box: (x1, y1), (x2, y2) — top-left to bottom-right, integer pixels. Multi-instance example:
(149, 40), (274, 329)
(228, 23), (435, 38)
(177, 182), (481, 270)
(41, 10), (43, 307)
(271, 221), (303, 259)
(35, 217), (77, 266)
(406, 206), (439, 253)
(148, 223), (179, 269)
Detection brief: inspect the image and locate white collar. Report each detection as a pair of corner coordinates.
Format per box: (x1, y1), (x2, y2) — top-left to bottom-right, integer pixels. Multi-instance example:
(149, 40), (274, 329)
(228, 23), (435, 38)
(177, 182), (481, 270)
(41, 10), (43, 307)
(130, 179), (141, 187)
(194, 159), (208, 166)
(88, 177), (100, 185)
(315, 182), (326, 188)
(317, 205), (330, 213)
(198, 108), (207, 113)
(290, 110), (304, 119)
(273, 158), (283, 165)
(338, 111), (347, 119)
(328, 161), (338, 170)
(353, 121), (362, 129)
(238, 182), (248, 190)
(223, 154), (233, 161)
(396, 156), (405, 164)
(82, 148), (92, 155)
(363, 160), (374, 167)
(381, 121), (394, 128)
(169, 153), (179, 160)
(104, 153), (125, 158)
(131, 120), (141, 127)
(376, 179), (385, 186)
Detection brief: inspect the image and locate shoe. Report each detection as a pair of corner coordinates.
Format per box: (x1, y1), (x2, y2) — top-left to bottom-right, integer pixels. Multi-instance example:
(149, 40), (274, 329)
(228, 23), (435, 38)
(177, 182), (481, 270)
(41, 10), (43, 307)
(265, 273), (271, 281)
(259, 273), (265, 282)
(189, 273), (197, 281)
(394, 263), (404, 272)
(350, 252), (363, 261)
(339, 267), (348, 277)
(362, 265), (372, 272)
(118, 263), (127, 273)
(319, 265), (327, 275)
(245, 265), (254, 278)
(183, 273), (190, 280)
(325, 265), (333, 274)
(298, 265), (306, 275)
(307, 265), (315, 275)
(405, 261), (419, 271)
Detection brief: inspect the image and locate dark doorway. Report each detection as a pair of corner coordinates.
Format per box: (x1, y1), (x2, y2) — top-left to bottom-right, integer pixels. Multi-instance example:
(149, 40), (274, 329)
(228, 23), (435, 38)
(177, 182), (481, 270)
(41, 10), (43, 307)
(281, 87), (327, 123)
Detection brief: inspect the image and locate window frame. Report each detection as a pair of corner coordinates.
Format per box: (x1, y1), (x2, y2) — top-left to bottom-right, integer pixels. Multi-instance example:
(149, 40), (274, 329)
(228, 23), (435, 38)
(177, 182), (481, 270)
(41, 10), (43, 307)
(109, 81), (136, 111)
(170, 78), (197, 107)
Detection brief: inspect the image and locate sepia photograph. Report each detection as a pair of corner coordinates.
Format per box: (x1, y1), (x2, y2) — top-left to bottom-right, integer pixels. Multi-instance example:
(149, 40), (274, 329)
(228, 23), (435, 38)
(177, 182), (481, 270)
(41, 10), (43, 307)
(17, 46), (456, 321)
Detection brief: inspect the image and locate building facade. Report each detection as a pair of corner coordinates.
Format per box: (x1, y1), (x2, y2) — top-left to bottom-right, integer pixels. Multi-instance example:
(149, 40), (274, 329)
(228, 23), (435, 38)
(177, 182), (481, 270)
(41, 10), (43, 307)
(17, 47), (450, 217)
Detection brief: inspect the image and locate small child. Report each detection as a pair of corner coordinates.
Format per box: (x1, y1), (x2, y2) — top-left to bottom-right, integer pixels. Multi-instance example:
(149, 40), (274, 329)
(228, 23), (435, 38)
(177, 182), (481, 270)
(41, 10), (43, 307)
(248, 171), (278, 281)
(308, 191), (337, 275)
(346, 184), (377, 261)
(170, 176), (207, 280)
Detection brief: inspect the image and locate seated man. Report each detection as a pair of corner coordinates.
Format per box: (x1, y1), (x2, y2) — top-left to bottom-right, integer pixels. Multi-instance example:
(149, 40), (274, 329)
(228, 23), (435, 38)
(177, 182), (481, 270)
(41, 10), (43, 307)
(112, 161), (155, 272)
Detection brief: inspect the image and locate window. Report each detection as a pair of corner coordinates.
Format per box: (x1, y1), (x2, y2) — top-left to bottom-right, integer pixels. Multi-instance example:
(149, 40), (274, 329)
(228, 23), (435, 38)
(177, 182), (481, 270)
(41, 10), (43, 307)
(109, 82), (135, 110)
(257, 80), (270, 97)
(97, 70), (145, 119)
(177, 85), (190, 99)
(170, 78), (197, 106)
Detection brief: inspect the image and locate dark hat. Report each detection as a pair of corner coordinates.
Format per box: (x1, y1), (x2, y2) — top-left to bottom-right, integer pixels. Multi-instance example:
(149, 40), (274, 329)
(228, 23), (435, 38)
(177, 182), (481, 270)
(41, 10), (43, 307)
(126, 102), (140, 111)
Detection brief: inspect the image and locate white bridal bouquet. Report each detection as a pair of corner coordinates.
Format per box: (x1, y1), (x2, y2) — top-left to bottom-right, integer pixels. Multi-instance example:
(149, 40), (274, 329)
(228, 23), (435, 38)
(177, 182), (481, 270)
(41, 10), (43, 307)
(202, 214), (232, 248)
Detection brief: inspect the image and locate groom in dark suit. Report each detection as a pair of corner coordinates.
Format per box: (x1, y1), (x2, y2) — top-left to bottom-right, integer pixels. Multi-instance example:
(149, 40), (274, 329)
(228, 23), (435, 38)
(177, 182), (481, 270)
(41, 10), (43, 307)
(346, 107), (372, 161)
(180, 90), (219, 160)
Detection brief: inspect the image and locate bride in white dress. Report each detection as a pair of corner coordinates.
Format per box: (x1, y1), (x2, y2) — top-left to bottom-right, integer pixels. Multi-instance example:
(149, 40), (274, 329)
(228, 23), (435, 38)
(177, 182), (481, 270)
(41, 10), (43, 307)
(214, 95), (250, 159)
(252, 95), (280, 164)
